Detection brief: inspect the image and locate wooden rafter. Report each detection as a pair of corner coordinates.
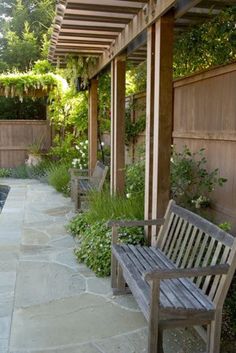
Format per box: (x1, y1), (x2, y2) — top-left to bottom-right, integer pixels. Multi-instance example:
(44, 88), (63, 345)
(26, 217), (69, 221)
(49, 0), (235, 74)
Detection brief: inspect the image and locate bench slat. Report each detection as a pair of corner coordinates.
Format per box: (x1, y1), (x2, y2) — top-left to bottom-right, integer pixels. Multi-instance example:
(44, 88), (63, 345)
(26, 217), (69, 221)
(134, 245), (202, 311)
(128, 245), (179, 309)
(150, 247), (216, 311)
(171, 204), (234, 247)
(114, 244), (215, 314)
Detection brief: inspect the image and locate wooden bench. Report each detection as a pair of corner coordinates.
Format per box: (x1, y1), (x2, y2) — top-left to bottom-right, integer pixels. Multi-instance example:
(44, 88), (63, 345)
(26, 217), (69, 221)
(70, 161), (108, 210)
(108, 200), (236, 353)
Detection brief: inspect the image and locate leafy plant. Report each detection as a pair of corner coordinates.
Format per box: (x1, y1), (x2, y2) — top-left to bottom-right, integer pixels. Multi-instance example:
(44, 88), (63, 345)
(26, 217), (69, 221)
(10, 164), (29, 179)
(174, 7), (236, 78)
(171, 146), (227, 209)
(219, 222), (232, 232)
(74, 219), (145, 277)
(27, 135), (45, 155)
(47, 163), (70, 195)
(126, 159), (145, 198)
(0, 168), (11, 178)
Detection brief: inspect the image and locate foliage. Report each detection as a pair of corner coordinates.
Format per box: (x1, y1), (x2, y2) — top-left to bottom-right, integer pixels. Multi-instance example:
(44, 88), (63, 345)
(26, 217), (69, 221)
(46, 163), (70, 195)
(48, 88), (88, 138)
(0, 168), (11, 178)
(67, 212), (90, 237)
(85, 189), (144, 224)
(219, 222), (232, 232)
(171, 146), (227, 209)
(72, 215), (145, 277)
(49, 134), (78, 163)
(64, 56), (98, 88)
(174, 7), (236, 78)
(32, 60), (54, 74)
(27, 135), (45, 155)
(75, 221), (145, 277)
(125, 110), (146, 144)
(126, 159), (145, 198)
(98, 73), (111, 133)
(0, 96), (47, 120)
(71, 140), (88, 169)
(126, 61), (147, 95)
(9, 164), (29, 178)
(0, 71), (67, 100)
(0, 0), (55, 71)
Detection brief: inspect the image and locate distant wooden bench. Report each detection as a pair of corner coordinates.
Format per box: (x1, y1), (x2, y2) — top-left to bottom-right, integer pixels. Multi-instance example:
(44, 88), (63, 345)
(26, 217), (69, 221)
(70, 161), (108, 210)
(108, 200), (236, 353)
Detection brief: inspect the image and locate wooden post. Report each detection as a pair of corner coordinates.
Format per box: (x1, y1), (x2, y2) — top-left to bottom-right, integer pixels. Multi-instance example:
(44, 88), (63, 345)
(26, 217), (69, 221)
(110, 56), (126, 195)
(88, 78), (98, 172)
(151, 11), (174, 243)
(145, 24), (156, 244)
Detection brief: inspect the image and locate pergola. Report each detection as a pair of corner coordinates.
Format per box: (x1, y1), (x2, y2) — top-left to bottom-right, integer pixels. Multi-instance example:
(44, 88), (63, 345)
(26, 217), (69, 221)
(49, 0), (234, 242)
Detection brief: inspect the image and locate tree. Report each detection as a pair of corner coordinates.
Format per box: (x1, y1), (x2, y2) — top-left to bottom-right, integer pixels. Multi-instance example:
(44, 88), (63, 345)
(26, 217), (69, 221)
(0, 0), (55, 72)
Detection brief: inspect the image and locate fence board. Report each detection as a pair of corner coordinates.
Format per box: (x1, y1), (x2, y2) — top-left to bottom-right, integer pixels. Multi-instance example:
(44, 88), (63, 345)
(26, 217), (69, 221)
(0, 120), (52, 168)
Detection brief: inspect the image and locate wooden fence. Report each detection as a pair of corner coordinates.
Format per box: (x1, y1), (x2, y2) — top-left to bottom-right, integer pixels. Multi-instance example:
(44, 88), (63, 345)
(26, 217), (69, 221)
(128, 62), (236, 233)
(0, 120), (52, 168)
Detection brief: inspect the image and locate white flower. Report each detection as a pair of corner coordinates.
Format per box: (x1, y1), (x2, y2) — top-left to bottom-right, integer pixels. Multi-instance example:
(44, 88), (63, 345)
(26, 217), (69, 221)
(101, 141), (105, 146)
(82, 153), (85, 157)
(85, 140), (88, 144)
(75, 145), (80, 150)
(126, 193), (131, 199)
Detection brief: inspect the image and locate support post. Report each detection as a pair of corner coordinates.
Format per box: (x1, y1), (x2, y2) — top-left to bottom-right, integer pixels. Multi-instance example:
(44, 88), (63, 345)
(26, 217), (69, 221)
(110, 56), (126, 195)
(145, 24), (156, 244)
(88, 78), (98, 172)
(151, 11), (174, 244)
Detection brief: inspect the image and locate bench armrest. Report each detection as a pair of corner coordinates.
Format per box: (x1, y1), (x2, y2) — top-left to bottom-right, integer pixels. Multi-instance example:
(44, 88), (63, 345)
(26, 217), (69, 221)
(143, 264), (230, 281)
(107, 218), (164, 228)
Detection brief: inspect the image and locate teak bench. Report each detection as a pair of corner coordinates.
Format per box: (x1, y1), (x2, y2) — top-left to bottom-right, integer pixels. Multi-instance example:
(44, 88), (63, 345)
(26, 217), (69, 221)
(70, 161), (108, 210)
(108, 200), (236, 353)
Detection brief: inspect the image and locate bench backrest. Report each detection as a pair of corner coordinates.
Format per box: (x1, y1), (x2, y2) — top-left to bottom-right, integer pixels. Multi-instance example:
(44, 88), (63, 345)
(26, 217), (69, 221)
(91, 161), (109, 190)
(157, 200), (236, 308)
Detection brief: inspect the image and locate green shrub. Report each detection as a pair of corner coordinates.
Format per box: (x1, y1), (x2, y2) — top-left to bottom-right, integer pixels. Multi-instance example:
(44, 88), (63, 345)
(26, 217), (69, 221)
(0, 168), (11, 178)
(171, 146), (227, 209)
(74, 220), (145, 277)
(10, 165), (29, 179)
(126, 159), (145, 198)
(67, 212), (89, 237)
(47, 163), (70, 195)
(26, 159), (54, 179)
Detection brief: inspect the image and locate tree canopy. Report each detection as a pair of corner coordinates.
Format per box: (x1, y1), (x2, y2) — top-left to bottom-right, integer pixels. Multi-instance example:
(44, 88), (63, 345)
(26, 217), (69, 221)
(0, 0), (55, 72)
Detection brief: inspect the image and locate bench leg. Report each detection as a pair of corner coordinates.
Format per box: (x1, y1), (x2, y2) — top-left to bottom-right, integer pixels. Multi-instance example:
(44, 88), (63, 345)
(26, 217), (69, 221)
(148, 281), (163, 353)
(111, 259), (127, 295)
(207, 309), (222, 353)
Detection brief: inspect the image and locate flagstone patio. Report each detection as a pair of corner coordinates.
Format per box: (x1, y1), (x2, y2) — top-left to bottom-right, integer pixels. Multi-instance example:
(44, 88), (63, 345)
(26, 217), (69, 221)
(0, 179), (205, 353)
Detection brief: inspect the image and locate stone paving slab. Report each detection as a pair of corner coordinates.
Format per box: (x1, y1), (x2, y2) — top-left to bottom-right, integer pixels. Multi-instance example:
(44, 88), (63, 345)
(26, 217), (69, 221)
(0, 179), (206, 353)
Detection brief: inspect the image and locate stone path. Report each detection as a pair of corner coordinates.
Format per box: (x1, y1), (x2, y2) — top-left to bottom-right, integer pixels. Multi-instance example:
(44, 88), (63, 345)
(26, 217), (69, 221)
(0, 179), (205, 353)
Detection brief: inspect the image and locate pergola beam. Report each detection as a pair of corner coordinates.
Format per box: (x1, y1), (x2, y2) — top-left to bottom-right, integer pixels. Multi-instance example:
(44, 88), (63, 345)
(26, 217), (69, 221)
(89, 0), (175, 78)
(175, 0), (202, 18)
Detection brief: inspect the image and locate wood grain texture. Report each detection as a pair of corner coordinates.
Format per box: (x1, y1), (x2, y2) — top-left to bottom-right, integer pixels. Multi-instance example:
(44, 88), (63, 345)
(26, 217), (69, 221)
(0, 120), (51, 168)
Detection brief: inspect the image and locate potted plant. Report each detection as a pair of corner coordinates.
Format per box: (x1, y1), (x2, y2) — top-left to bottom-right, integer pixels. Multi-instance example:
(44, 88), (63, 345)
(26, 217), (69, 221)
(25, 137), (44, 167)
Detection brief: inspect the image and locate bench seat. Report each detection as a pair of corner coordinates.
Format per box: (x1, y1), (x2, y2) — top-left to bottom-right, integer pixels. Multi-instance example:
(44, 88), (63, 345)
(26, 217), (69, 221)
(113, 244), (215, 321)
